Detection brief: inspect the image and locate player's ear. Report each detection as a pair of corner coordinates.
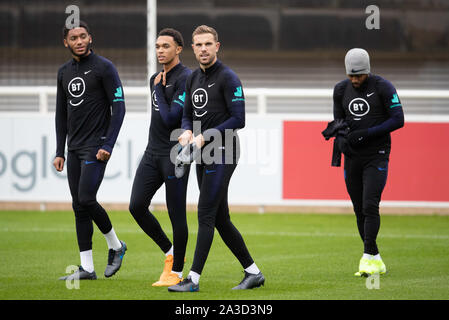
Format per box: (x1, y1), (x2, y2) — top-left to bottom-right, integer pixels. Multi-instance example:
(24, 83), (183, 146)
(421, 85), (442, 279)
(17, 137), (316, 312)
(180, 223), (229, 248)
(215, 41), (220, 52)
(63, 38), (68, 47)
(176, 46), (182, 54)
(89, 35), (92, 43)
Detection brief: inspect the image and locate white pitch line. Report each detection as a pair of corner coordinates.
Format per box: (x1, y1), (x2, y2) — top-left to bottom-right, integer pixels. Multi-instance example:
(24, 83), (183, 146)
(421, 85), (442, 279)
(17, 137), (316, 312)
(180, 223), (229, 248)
(1, 228), (448, 240)
(245, 231), (449, 240)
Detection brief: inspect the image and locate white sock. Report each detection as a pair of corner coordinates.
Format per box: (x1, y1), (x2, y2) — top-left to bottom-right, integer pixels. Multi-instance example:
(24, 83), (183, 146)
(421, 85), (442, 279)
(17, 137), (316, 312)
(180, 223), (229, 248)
(171, 271), (183, 279)
(103, 228), (122, 250)
(165, 245), (174, 257)
(80, 250), (94, 273)
(363, 253), (373, 260)
(188, 271), (200, 284)
(244, 263), (260, 275)
(373, 254), (382, 261)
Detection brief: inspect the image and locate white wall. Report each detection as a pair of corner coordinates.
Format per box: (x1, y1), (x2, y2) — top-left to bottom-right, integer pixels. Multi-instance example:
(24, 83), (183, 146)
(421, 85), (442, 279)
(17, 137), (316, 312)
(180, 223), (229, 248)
(0, 113), (284, 206)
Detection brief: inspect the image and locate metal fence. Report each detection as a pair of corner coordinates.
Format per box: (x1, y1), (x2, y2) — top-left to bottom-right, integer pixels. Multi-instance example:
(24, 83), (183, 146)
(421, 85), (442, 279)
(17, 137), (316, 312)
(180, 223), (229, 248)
(1, 86), (449, 115)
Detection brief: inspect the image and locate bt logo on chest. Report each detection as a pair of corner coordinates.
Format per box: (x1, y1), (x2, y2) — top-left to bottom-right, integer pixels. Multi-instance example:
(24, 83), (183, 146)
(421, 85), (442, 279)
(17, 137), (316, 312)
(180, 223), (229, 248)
(192, 88), (208, 117)
(192, 88), (208, 108)
(68, 77), (86, 106)
(348, 97), (370, 117)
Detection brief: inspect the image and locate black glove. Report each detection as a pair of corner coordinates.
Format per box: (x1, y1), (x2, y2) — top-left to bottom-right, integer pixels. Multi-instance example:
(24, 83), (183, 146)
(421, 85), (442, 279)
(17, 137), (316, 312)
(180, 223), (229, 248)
(336, 136), (354, 157)
(347, 129), (369, 146)
(321, 119), (347, 140)
(322, 120), (336, 140)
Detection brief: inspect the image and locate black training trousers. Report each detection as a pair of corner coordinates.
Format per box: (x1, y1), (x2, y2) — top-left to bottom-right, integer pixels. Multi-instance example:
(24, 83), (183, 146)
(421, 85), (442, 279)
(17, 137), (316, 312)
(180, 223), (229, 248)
(67, 147), (113, 252)
(344, 155), (389, 255)
(129, 152), (189, 273)
(190, 160), (254, 275)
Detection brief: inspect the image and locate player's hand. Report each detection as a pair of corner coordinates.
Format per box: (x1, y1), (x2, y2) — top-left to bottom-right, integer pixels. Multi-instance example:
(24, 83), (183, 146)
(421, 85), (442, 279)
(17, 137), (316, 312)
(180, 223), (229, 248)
(178, 130), (193, 146)
(154, 71), (166, 86)
(348, 129), (370, 146)
(336, 137), (353, 157)
(193, 134), (205, 148)
(154, 72), (163, 86)
(161, 70), (166, 86)
(96, 149), (111, 162)
(53, 157), (65, 172)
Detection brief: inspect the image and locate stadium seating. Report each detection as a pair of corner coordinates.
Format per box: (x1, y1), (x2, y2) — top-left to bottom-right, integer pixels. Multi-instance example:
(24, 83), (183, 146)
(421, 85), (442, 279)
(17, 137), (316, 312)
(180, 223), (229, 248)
(1, 0), (448, 114)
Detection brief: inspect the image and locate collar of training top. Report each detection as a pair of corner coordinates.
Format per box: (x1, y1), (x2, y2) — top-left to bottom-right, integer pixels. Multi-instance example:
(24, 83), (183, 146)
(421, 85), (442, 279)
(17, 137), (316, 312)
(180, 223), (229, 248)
(72, 49), (94, 64)
(164, 62), (183, 76)
(201, 59), (222, 75)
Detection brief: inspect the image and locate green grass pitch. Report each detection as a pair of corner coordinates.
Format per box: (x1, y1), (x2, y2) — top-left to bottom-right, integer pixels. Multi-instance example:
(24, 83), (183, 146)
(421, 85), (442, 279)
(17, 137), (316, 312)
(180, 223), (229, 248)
(1, 210), (448, 300)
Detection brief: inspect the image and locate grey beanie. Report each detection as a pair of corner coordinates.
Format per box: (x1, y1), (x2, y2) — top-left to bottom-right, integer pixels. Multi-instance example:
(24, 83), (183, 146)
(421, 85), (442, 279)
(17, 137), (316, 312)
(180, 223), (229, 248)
(345, 48), (370, 75)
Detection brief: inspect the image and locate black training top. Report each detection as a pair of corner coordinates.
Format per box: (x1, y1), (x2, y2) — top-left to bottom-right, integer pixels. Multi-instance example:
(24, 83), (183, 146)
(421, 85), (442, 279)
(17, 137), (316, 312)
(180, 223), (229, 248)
(146, 63), (191, 156)
(333, 74), (404, 157)
(55, 51), (126, 158)
(181, 60), (245, 147)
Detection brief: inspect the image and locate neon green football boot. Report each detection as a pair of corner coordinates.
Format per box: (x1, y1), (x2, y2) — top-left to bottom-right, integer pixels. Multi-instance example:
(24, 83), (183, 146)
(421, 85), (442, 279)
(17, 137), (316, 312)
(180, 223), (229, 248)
(371, 259), (387, 275)
(354, 257), (376, 277)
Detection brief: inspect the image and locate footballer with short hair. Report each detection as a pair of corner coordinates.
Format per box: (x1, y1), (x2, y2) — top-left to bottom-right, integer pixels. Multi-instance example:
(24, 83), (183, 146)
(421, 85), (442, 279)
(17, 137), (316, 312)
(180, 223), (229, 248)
(128, 28), (191, 287)
(54, 21), (127, 281)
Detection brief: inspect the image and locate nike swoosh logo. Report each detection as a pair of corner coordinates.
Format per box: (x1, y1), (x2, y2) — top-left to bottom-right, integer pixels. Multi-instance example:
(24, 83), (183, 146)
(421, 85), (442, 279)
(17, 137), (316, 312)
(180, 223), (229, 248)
(84, 70), (91, 74)
(351, 68), (365, 73)
(85, 160), (95, 165)
(205, 169), (216, 174)
(367, 92), (374, 97)
(377, 167), (387, 171)
(167, 175), (176, 179)
(208, 83), (215, 88)
(166, 84), (173, 88)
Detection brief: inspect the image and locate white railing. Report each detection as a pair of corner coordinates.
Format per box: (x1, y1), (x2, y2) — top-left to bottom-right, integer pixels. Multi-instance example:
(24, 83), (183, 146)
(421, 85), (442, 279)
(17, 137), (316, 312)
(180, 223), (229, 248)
(1, 86), (449, 114)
